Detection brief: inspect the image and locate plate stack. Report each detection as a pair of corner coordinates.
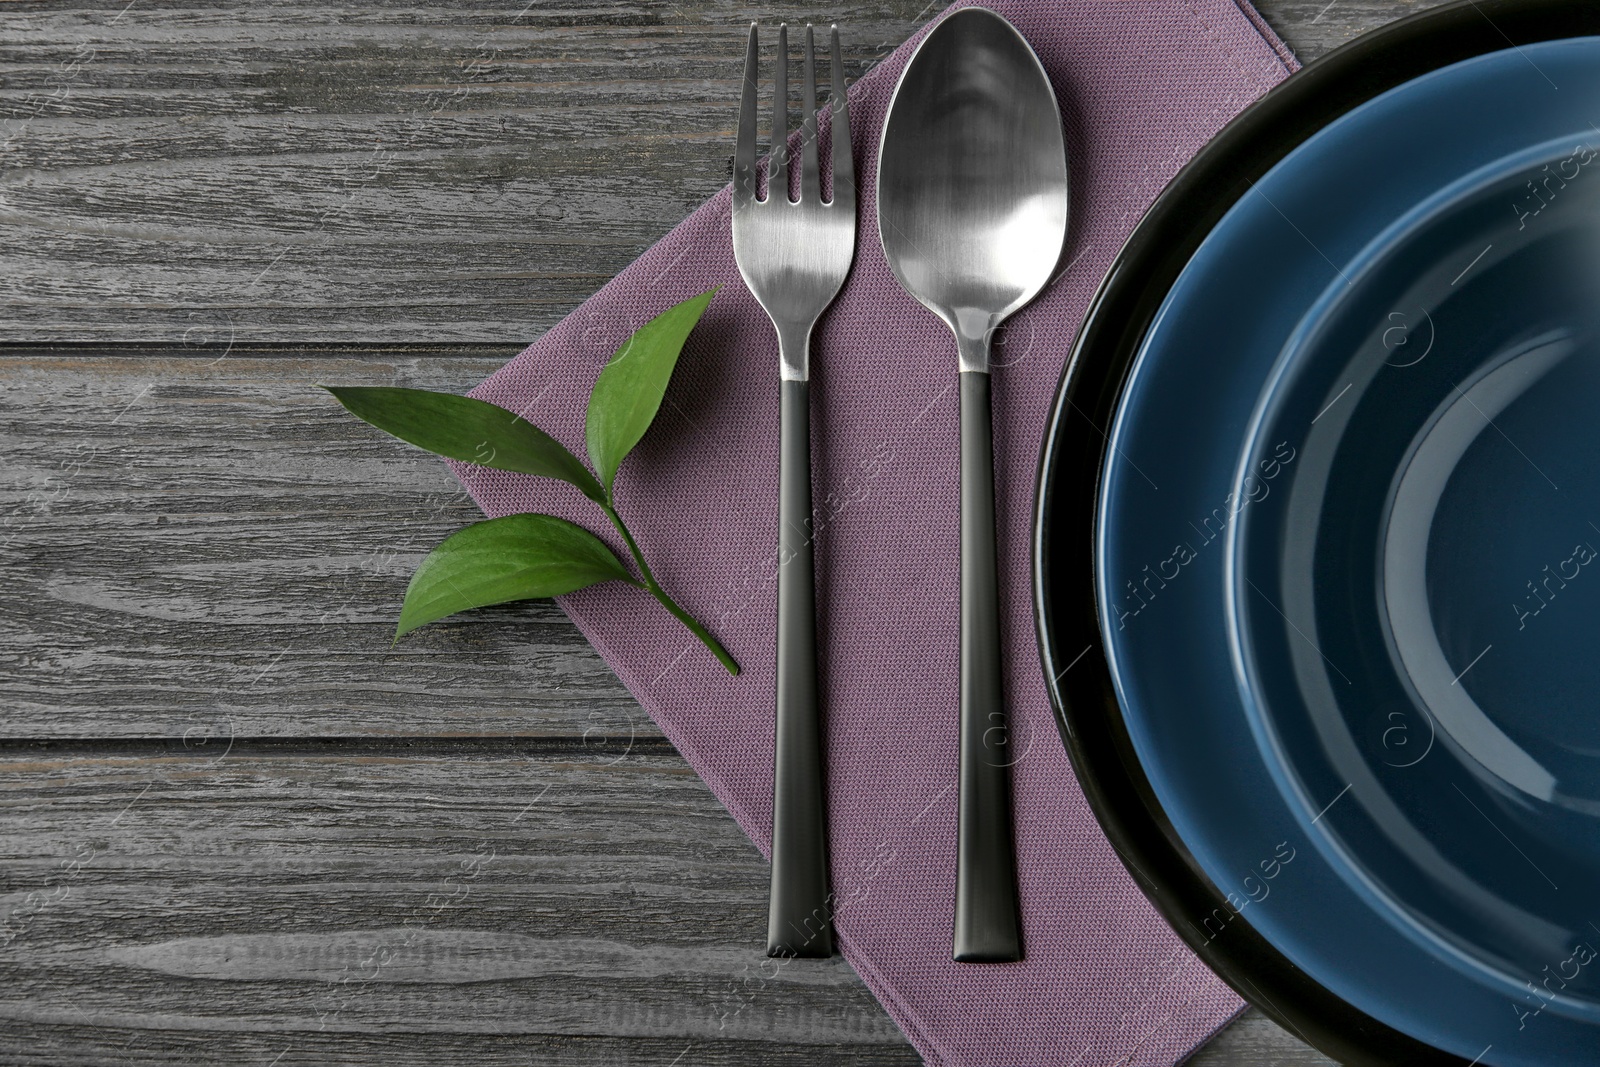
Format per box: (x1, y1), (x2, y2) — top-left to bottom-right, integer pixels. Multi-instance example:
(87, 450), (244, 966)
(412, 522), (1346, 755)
(1035, 2), (1600, 1062)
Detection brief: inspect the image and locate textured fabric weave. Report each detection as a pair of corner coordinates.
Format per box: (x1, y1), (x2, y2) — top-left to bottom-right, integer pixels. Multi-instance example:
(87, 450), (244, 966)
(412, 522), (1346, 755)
(453, 3), (1297, 1062)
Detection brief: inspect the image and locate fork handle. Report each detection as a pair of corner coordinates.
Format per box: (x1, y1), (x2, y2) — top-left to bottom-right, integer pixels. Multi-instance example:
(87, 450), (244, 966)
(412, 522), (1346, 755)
(954, 369), (1022, 963)
(767, 377), (834, 959)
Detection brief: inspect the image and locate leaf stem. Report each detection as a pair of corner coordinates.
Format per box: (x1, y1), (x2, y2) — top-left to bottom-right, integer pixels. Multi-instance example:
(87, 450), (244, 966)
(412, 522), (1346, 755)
(600, 501), (740, 676)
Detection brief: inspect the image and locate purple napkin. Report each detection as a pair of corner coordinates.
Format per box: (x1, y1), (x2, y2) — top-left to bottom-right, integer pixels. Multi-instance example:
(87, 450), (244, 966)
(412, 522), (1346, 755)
(455, 2), (1297, 1062)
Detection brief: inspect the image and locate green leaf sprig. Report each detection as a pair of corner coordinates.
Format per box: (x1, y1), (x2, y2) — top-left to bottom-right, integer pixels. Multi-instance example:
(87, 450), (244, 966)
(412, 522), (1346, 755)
(324, 288), (739, 675)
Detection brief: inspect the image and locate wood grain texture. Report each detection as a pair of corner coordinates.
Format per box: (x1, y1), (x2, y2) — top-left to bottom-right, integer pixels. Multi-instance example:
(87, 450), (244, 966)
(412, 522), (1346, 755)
(0, 0), (1431, 1063)
(0, 344), (652, 740)
(0, 751), (914, 1063)
(0, 0), (932, 343)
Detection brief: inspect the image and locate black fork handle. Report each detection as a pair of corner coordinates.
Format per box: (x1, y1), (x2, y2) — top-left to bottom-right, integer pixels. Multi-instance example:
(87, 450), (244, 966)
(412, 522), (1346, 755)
(767, 377), (834, 958)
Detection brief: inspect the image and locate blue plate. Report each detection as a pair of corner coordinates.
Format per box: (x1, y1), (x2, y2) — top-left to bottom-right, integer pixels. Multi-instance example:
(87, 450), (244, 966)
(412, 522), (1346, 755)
(1045, 8), (1600, 1064)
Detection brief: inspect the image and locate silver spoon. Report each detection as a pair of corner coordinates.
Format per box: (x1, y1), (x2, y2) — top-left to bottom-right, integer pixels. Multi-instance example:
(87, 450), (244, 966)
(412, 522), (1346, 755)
(877, 6), (1069, 964)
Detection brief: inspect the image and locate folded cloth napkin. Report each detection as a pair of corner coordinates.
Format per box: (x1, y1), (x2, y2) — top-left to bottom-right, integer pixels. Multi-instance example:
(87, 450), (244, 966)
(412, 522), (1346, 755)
(454, 2), (1297, 1062)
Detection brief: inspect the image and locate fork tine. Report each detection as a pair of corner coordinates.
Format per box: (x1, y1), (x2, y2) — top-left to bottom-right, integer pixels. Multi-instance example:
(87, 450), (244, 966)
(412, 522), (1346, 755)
(770, 23), (788, 203)
(828, 25), (853, 208)
(734, 23), (759, 209)
(800, 25), (821, 204)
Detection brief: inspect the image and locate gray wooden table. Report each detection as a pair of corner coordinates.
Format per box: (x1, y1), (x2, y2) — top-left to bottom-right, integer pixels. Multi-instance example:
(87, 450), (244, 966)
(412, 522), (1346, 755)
(0, 1), (1435, 1062)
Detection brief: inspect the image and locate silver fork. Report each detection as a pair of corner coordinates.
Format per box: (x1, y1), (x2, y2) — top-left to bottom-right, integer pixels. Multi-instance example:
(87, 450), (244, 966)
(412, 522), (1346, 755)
(731, 21), (855, 960)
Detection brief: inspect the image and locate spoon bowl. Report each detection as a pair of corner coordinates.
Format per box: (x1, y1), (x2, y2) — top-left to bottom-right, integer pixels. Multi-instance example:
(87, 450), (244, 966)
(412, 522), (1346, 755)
(877, 7), (1069, 369)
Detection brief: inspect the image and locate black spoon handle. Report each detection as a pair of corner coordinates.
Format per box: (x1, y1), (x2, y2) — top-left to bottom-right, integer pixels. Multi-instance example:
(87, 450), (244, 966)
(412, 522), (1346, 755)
(766, 377), (834, 959)
(954, 369), (1023, 963)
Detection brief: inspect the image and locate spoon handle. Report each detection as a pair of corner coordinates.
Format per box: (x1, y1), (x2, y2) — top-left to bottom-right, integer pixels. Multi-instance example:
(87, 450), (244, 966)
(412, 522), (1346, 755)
(955, 369), (1023, 963)
(767, 377), (835, 959)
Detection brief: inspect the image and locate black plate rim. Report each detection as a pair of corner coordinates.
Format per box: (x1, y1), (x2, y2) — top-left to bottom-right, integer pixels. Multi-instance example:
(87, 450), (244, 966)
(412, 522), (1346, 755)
(1032, 1), (1600, 1062)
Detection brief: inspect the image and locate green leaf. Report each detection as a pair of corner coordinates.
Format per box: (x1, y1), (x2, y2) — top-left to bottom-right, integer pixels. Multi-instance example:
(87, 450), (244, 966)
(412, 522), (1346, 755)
(325, 386), (604, 502)
(584, 288), (717, 496)
(396, 513), (637, 640)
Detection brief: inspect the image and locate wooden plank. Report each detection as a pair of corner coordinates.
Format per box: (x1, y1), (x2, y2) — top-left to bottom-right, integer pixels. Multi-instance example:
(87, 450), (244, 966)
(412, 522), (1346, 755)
(1190, 1011), (1337, 1066)
(0, 0), (935, 343)
(1261, 0), (1438, 58)
(0, 345), (652, 740)
(0, 751), (915, 1062)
